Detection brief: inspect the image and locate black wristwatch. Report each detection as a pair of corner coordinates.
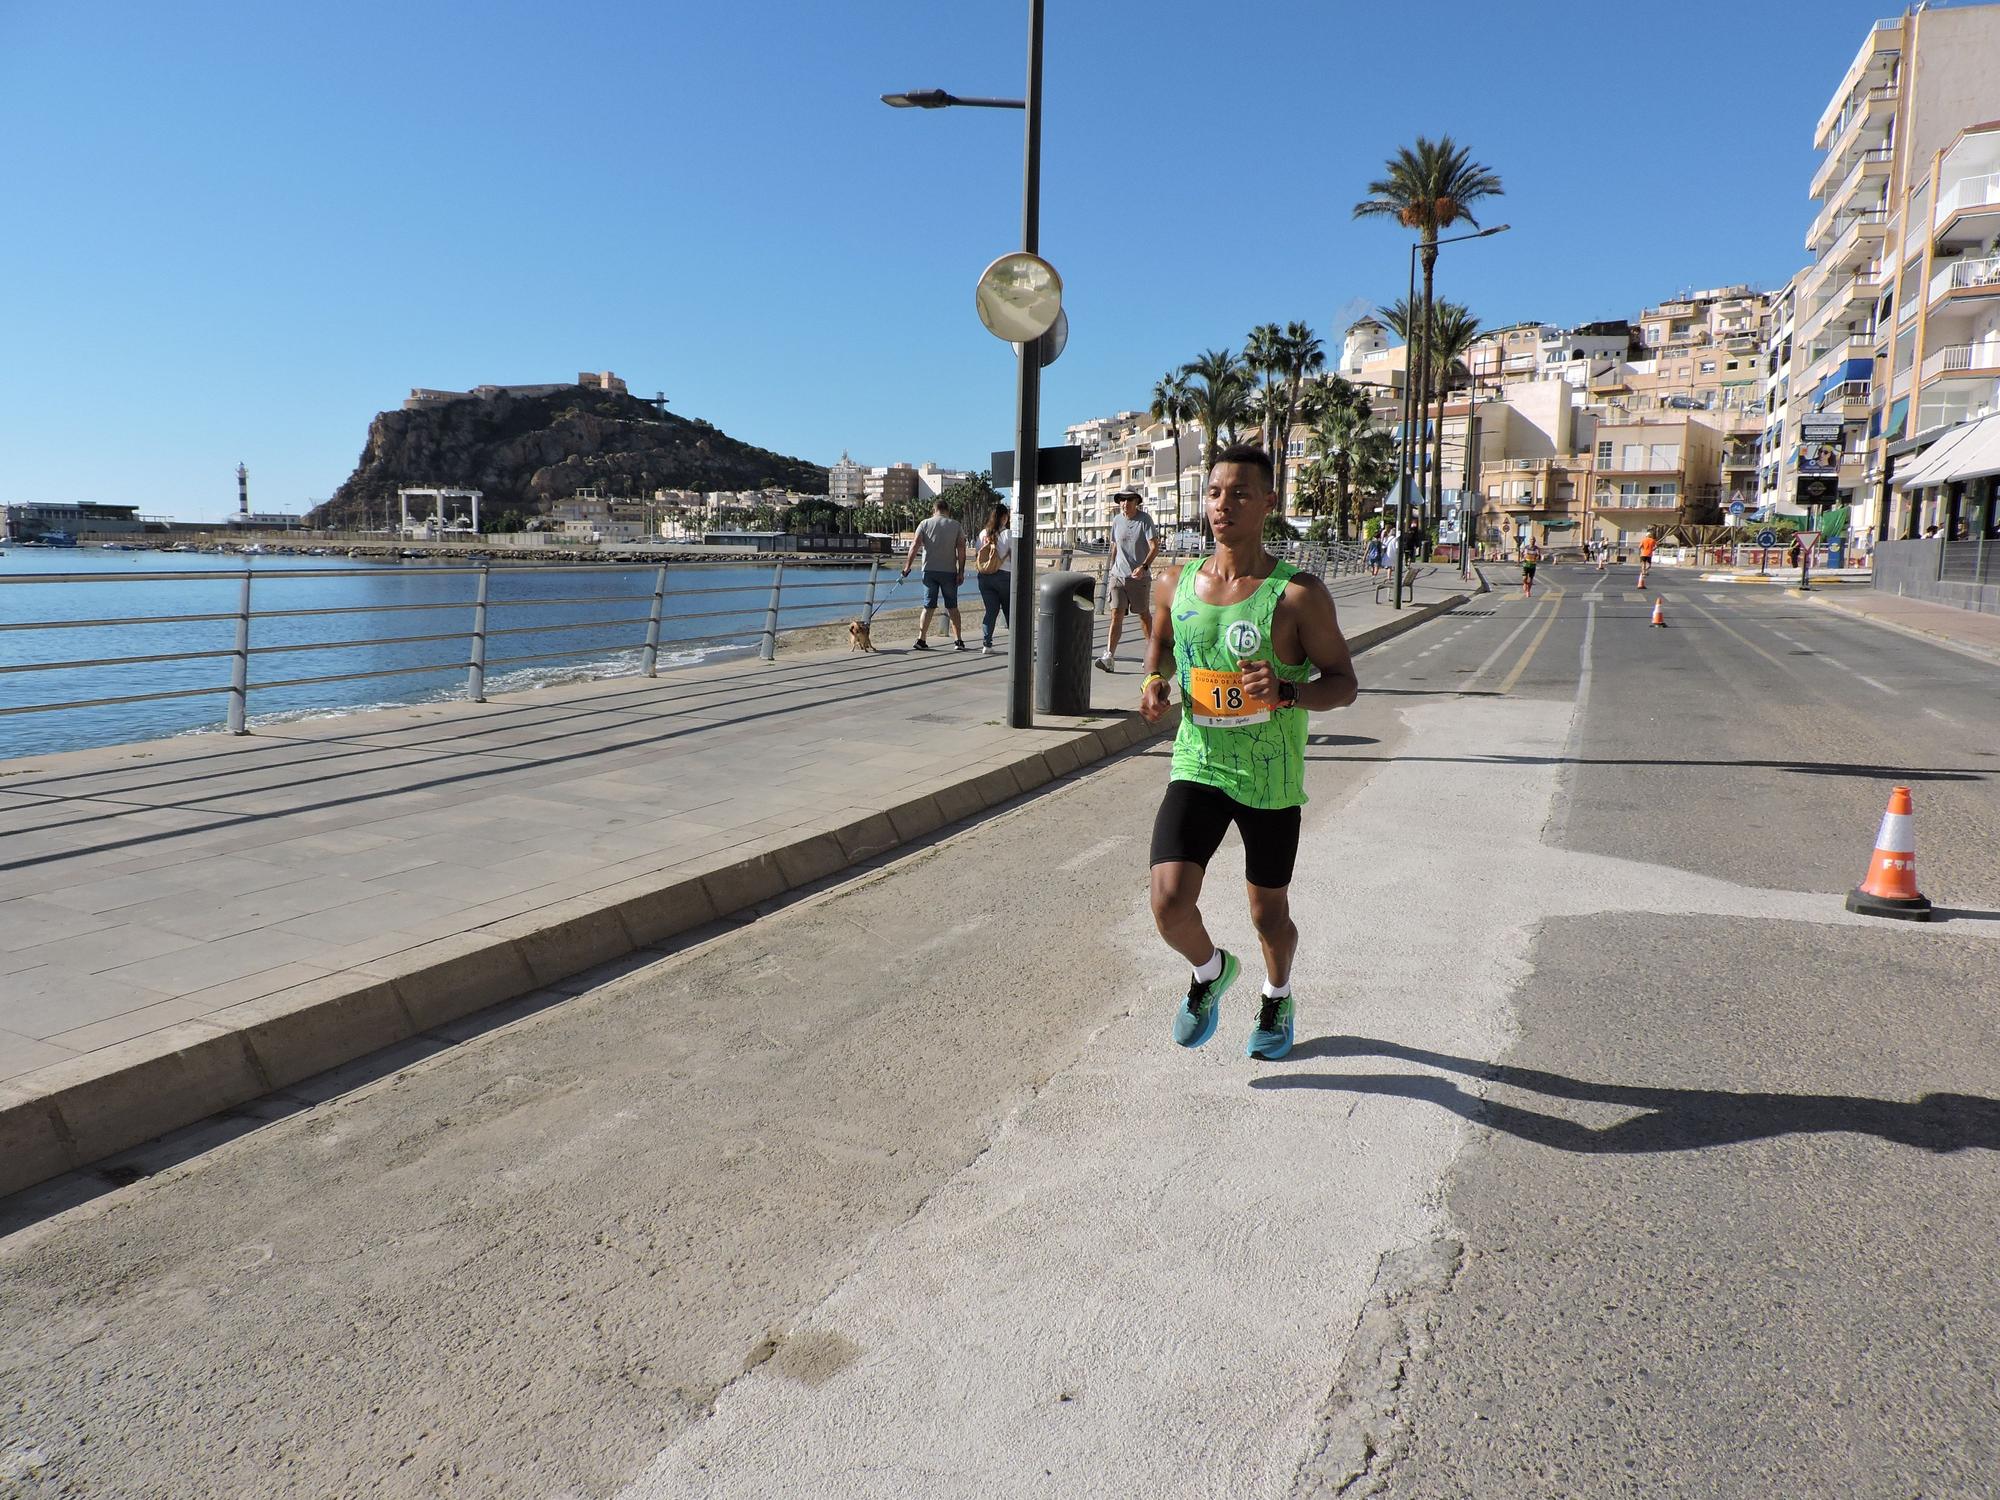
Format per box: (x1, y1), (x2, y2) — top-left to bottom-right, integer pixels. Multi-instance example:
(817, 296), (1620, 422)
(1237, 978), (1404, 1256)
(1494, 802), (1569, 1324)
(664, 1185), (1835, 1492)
(1277, 680), (1299, 708)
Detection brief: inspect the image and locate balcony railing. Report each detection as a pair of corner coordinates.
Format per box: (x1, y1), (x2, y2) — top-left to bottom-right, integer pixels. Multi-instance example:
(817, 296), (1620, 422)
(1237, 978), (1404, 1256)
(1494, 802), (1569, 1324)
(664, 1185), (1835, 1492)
(1919, 344), (2000, 382)
(1815, 207), (1888, 265)
(1935, 171), (2000, 229)
(1928, 253), (2000, 303)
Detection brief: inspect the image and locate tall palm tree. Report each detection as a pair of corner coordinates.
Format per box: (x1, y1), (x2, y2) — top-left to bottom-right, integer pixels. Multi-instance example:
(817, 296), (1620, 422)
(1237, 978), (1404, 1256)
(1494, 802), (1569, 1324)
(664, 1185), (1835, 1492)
(1307, 378), (1393, 541)
(1354, 135), (1503, 521)
(1182, 347), (1251, 469)
(1149, 371), (1195, 526)
(1422, 301), (1482, 520)
(1272, 321), (1325, 515)
(1244, 322), (1287, 456)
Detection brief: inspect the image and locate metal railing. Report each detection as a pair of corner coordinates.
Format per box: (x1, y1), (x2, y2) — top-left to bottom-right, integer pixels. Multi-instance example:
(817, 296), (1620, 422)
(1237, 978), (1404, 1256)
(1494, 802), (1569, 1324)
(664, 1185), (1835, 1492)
(1919, 343), (2000, 382)
(1935, 170), (2000, 229)
(0, 560), (904, 733)
(1929, 253), (2000, 303)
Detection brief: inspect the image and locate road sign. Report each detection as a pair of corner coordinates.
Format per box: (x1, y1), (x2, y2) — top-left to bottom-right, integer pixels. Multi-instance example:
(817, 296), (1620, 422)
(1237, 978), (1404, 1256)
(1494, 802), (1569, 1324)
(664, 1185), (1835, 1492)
(1729, 499), (1746, 519)
(1757, 528), (1777, 547)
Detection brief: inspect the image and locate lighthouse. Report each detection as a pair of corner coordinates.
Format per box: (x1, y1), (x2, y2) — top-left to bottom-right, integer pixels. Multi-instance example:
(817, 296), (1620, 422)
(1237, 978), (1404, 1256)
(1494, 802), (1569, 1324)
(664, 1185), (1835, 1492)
(237, 462), (249, 517)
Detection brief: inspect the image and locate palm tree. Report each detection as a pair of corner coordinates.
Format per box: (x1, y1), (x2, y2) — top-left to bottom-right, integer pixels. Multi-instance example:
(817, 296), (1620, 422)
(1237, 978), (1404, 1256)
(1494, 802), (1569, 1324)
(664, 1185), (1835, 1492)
(1421, 301), (1482, 519)
(1244, 323), (1287, 455)
(1149, 371), (1195, 527)
(1182, 347), (1251, 469)
(1354, 135), (1503, 522)
(1272, 321), (1325, 515)
(1307, 378), (1393, 541)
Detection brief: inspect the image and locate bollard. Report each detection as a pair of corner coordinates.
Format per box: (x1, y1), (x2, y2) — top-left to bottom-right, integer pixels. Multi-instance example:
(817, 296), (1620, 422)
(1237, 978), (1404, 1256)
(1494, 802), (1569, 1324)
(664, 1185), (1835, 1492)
(863, 558), (881, 624)
(467, 564), (491, 702)
(642, 563), (667, 676)
(226, 568), (252, 734)
(759, 560), (785, 662)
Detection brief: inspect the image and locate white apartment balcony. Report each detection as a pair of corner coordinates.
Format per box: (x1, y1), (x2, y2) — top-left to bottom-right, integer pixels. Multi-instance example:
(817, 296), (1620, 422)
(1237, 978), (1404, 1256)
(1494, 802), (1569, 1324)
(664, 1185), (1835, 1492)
(1808, 205), (1888, 263)
(1809, 146), (1895, 234)
(1812, 82), (1900, 189)
(1915, 380), (2000, 437)
(1809, 332), (1881, 368)
(1812, 20), (1902, 151)
(1798, 265), (1881, 344)
(1816, 380), (1874, 423)
(1920, 343), (2000, 385)
(1933, 171), (2000, 249)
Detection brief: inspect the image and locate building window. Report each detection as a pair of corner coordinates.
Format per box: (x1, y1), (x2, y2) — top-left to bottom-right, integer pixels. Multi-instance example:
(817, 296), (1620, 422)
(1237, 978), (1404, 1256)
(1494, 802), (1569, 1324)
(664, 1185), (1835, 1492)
(1700, 360), (1717, 374)
(1597, 440), (1613, 465)
(1621, 444), (1645, 469)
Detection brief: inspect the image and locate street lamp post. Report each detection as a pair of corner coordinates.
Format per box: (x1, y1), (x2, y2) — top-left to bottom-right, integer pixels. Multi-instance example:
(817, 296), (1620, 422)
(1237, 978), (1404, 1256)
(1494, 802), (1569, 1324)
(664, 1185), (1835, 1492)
(1389, 222), (1511, 610)
(884, 0), (1045, 729)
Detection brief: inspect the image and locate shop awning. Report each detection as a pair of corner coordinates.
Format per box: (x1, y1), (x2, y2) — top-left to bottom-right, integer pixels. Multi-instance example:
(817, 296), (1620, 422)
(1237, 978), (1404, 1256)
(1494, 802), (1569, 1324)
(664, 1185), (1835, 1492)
(1894, 414), (2000, 489)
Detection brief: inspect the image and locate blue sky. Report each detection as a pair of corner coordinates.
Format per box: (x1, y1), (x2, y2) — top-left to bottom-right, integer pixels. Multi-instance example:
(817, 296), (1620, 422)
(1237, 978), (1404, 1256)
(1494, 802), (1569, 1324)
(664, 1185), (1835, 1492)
(1, 0), (1908, 520)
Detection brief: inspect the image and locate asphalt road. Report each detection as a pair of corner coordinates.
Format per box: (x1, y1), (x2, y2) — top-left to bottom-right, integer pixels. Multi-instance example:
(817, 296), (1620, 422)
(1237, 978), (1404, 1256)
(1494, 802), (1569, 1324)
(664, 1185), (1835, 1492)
(2, 564), (1994, 1499)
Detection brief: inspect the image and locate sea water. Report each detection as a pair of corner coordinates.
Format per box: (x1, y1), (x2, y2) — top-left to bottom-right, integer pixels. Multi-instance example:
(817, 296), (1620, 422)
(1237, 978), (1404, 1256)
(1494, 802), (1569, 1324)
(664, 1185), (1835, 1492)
(0, 551), (891, 759)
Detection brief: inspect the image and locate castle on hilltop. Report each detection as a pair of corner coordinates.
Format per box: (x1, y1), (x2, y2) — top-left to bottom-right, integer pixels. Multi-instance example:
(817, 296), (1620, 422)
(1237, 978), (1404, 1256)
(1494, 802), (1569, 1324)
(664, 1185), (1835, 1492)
(402, 370), (631, 411)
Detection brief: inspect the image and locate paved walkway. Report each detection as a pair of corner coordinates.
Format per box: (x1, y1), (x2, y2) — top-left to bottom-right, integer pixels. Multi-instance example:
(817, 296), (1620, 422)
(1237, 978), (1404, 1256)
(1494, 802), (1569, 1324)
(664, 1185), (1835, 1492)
(0, 563), (1471, 1194)
(1800, 582), (2000, 663)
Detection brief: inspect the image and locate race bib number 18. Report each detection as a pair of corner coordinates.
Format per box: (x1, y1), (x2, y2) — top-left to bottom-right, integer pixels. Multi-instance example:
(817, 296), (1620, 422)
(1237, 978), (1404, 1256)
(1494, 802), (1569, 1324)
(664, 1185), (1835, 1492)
(1187, 667), (1269, 728)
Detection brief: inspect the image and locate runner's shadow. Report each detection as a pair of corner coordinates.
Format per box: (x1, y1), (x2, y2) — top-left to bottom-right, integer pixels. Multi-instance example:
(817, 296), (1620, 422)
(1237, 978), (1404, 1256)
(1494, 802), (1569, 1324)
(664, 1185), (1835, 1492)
(1255, 1036), (2000, 1155)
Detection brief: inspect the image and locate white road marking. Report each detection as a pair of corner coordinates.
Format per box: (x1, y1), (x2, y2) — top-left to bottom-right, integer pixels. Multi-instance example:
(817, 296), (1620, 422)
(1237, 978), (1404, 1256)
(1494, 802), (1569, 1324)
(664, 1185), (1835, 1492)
(1057, 835), (1131, 872)
(1855, 674), (1898, 695)
(1924, 706), (1959, 725)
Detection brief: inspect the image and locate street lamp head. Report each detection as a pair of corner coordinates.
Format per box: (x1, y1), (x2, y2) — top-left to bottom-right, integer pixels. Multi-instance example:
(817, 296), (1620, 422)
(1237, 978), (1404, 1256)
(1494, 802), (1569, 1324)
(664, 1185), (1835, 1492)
(1476, 223), (1512, 238)
(881, 89), (953, 108)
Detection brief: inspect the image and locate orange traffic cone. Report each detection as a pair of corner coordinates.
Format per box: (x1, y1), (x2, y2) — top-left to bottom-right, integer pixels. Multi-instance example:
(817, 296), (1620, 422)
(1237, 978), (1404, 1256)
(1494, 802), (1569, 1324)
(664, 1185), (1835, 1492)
(1845, 785), (1932, 921)
(1636, 570), (1647, 590)
(1650, 598), (1666, 628)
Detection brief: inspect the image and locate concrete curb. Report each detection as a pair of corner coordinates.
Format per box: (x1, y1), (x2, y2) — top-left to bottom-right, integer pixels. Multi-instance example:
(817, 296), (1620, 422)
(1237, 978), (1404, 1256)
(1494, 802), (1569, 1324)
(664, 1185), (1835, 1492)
(1793, 589), (2000, 666)
(0, 596), (1470, 1199)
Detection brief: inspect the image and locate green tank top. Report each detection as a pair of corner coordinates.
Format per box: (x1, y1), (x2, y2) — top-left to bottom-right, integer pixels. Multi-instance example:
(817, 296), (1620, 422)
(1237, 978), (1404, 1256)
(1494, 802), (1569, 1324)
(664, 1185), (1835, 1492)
(1167, 558), (1312, 809)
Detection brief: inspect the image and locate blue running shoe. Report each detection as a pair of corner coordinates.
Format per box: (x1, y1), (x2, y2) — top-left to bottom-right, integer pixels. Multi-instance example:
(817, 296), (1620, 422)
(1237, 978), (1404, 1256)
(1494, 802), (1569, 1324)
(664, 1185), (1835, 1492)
(1246, 993), (1294, 1061)
(1172, 950), (1239, 1048)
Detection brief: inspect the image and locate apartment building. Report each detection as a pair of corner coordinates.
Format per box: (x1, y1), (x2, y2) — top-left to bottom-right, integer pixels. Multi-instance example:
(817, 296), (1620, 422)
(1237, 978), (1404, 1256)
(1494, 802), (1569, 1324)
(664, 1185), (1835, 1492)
(1586, 417), (1724, 545)
(1772, 5), (2000, 540)
(827, 452), (868, 506)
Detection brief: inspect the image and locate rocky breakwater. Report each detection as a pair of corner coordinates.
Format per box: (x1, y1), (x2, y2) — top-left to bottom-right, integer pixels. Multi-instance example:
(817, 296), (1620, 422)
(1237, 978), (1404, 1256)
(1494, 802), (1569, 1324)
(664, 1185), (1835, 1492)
(314, 386), (827, 527)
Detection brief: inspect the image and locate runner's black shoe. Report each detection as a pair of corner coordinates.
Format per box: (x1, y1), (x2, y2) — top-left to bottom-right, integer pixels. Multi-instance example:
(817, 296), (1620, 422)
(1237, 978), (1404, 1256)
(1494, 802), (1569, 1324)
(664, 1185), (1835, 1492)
(913, 639), (931, 651)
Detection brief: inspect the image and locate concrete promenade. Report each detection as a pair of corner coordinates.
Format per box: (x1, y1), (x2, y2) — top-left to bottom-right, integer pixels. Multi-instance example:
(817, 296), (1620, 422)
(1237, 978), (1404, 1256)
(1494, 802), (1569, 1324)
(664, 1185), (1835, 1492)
(0, 563), (1474, 1196)
(1800, 578), (2000, 663)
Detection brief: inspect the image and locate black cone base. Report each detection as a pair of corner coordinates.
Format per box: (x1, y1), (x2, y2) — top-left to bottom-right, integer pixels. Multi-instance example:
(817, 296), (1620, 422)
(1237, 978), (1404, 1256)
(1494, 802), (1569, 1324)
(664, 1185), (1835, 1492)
(1846, 888), (1933, 921)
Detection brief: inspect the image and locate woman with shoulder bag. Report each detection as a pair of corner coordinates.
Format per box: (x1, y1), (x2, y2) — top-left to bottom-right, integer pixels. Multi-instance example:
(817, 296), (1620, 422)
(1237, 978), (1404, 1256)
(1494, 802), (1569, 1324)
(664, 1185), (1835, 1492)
(974, 503), (1013, 656)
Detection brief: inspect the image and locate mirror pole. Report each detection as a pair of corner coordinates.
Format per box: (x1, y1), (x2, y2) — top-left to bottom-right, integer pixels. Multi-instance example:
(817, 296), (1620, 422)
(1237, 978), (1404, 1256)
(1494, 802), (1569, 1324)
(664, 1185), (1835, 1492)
(1006, 0), (1045, 729)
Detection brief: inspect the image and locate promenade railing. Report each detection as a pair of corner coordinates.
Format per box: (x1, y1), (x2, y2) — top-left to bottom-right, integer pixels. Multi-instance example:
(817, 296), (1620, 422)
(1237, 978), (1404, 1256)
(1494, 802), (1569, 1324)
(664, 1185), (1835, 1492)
(0, 559), (913, 735)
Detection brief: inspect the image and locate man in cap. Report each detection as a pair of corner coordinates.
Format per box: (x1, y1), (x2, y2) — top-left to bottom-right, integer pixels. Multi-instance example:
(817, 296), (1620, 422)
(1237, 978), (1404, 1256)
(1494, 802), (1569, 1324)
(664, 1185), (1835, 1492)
(1096, 488), (1159, 673)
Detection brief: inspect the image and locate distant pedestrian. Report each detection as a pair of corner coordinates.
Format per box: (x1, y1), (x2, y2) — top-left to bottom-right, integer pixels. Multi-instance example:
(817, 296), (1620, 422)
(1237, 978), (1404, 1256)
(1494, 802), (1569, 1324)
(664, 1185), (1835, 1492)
(974, 502), (1013, 656)
(1594, 538), (1609, 573)
(1365, 535), (1382, 575)
(1097, 488), (1160, 673)
(1382, 524), (1402, 582)
(901, 496), (968, 652)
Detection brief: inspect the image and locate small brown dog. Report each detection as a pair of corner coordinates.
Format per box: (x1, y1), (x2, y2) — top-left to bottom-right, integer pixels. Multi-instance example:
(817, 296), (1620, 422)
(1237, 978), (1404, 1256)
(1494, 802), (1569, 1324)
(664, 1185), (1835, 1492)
(847, 618), (876, 653)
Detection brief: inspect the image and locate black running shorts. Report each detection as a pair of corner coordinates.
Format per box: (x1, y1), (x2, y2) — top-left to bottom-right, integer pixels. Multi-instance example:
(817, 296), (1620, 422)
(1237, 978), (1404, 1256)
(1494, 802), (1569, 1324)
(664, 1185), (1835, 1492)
(1149, 779), (1302, 890)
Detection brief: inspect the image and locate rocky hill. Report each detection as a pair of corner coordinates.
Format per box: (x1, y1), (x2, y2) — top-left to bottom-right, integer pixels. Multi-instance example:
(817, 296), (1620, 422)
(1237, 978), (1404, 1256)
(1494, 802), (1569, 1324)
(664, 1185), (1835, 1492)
(314, 386), (827, 526)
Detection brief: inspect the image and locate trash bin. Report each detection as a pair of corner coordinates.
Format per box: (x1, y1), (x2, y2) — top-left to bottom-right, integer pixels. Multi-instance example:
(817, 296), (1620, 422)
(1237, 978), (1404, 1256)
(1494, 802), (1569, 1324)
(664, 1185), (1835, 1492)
(1036, 571), (1096, 715)
(1825, 538), (1846, 568)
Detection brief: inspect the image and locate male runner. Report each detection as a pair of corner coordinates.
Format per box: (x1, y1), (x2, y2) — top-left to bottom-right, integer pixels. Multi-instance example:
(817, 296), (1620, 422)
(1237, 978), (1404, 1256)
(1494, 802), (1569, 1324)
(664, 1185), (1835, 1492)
(1138, 444), (1359, 1061)
(1097, 488), (1159, 673)
(1638, 529), (1658, 586)
(1520, 543), (1539, 597)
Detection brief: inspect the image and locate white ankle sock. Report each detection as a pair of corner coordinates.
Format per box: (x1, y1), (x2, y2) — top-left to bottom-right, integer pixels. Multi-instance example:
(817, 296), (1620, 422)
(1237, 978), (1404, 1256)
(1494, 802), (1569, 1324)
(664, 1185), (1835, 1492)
(1192, 950), (1223, 983)
(1262, 980), (1291, 999)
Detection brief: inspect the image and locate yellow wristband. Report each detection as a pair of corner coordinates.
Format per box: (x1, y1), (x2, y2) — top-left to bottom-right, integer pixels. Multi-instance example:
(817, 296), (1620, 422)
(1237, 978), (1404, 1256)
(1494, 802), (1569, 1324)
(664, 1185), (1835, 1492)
(1142, 673), (1168, 691)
